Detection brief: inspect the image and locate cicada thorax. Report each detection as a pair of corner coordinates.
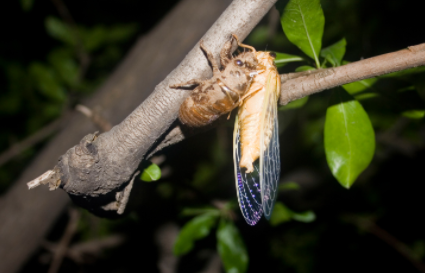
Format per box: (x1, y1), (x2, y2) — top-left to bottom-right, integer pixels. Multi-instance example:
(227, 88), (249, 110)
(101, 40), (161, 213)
(238, 51), (281, 173)
(173, 35), (259, 127)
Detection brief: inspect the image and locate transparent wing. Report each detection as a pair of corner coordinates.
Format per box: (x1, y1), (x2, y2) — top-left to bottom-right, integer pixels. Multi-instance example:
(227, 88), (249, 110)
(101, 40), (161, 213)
(233, 116), (263, 225)
(260, 71), (281, 219)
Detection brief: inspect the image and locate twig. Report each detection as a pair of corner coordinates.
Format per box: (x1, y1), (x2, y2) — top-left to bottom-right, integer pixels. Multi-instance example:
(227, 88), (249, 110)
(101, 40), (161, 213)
(76, 104), (112, 132)
(347, 216), (425, 273)
(47, 208), (80, 273)
(0, 113), (70, 167)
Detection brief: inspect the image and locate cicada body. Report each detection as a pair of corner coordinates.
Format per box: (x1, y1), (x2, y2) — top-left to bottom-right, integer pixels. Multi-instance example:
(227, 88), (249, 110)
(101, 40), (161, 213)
(171, 34), (258, 127)
(233, 51), (281, 225)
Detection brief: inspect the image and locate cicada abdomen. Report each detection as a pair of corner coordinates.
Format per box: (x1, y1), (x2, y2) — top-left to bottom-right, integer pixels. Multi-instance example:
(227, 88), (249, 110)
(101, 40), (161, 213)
(171, 34), (258, 127)
(233, 51), (281, 225)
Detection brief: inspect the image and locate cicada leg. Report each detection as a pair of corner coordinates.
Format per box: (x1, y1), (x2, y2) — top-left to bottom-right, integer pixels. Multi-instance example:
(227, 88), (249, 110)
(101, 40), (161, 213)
(232, 34), (256, 53)
(170, 79), (204, 89)
(200, 41), (220, 76)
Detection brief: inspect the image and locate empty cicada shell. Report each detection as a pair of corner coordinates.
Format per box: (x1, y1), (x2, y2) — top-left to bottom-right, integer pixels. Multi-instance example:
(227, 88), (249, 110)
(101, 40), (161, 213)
(233, 51), (281, 225)
(170, 34), (258, 127)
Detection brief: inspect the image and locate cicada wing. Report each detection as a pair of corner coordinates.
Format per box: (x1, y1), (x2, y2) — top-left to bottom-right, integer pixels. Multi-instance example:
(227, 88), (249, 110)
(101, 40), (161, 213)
(233, 115), (263, 225)
(259, 70), (281, 220)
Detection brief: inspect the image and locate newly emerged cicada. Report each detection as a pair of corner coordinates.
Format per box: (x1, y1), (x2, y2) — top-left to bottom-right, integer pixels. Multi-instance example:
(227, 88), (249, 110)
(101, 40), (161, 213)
(233, 51), (281, 225)
(171, 34), (258, 127)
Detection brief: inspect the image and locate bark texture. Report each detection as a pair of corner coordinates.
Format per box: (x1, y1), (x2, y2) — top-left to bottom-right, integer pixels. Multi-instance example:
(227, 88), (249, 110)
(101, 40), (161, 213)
(0, 0), (232, 271)
(47, 0), (278, 215)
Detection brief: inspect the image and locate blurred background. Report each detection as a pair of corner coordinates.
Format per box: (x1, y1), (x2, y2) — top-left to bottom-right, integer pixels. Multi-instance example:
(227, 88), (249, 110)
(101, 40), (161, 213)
(1, 0), (425, 272)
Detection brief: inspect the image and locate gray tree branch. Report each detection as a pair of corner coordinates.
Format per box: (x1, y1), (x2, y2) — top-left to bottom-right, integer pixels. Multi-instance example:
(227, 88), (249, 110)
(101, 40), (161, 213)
(0, 0), (233, 271)
(27, 0), (279, 216)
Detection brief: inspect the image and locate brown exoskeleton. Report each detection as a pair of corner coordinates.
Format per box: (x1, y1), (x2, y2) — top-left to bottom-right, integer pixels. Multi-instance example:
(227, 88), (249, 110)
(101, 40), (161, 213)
(170, 34), (259, 127)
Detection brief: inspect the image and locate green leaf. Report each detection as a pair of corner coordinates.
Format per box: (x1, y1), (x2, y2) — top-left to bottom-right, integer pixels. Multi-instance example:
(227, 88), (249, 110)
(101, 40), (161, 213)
(270, 202), (316, 225)
(280, 0), (325, 67)
(274, 52), (304, 68)
(324, 89), (375, 188)
(48, 49), (79, 87)
(380, 66), (425, 78)
(217, 220), (248, 273)
(106, 24), (139, 43)
(342, 78), (377, 95)
(292, 211), (316, 223)
(140, 163), (161, 182)
(81, 26), (108, 52)
(402, 110), (425, 119)
(353, 93), (379, 101)
(45, 17), (77, 46)
(29, 62), (66, 101)
(279, 96), (309, 110)
(174, 214), (218, 256)
(295, 65), (316, 72)
(320, 38), (346, 67)
(270, 202), (293, 226)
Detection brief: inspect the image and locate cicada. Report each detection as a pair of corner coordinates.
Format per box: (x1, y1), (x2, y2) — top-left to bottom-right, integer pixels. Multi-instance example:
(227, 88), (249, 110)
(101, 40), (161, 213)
(171, 34), (258, 127)
(233, 51), (281, 225)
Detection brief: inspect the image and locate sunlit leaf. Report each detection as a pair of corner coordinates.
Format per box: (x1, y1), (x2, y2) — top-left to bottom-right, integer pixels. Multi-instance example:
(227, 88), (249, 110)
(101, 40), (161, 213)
(280, 0), (325, 67)
(402, 110), (425, 119)
(217, 220), (248, 273)
(279, 96), (309, 110)
(174, 213), (218, 256)
(140, 163), (161, 182)
(270, 202), (292, 226)
(274, 52), (304, 68)
(342, 78), (378, 95)
(320, 38), (346, 67)
(324, 89), (375, 188)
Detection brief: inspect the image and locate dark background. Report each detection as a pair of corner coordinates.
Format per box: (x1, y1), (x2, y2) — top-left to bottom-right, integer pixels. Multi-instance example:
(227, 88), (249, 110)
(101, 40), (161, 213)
(1, 0), (425, 272)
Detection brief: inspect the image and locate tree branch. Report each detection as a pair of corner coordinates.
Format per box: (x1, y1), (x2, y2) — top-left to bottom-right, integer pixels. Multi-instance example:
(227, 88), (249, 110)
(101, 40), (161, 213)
(27, 1), (425, 219)
(146, 43), (425, 154)
(0, 0), (233, 271)
(27, 0), (279, 216)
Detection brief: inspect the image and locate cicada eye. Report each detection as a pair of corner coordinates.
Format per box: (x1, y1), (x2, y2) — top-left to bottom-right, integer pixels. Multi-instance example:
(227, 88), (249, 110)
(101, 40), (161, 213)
(235, 59), (243, 66)
(269, 52), (276, 59)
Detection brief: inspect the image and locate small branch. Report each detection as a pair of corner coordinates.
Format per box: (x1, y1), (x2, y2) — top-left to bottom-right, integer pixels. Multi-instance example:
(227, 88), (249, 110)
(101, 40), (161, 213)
(346, 215), (425, 273)
(279, 43), (425, 105)
(0, 113), (70, 167)
(47, 208), (80, 273)
(27, 170), (55, 190)
(76, 104), (112, 132)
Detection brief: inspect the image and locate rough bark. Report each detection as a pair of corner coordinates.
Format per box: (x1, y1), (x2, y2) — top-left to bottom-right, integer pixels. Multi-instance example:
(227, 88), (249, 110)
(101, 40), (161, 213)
(30, 0), (279, 216)
(0, 0), (232, 272)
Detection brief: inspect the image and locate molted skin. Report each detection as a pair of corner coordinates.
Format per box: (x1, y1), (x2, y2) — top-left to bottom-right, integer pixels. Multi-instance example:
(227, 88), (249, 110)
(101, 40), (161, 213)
(238, 51), (280, 173)
(171, 35), (258, 127)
